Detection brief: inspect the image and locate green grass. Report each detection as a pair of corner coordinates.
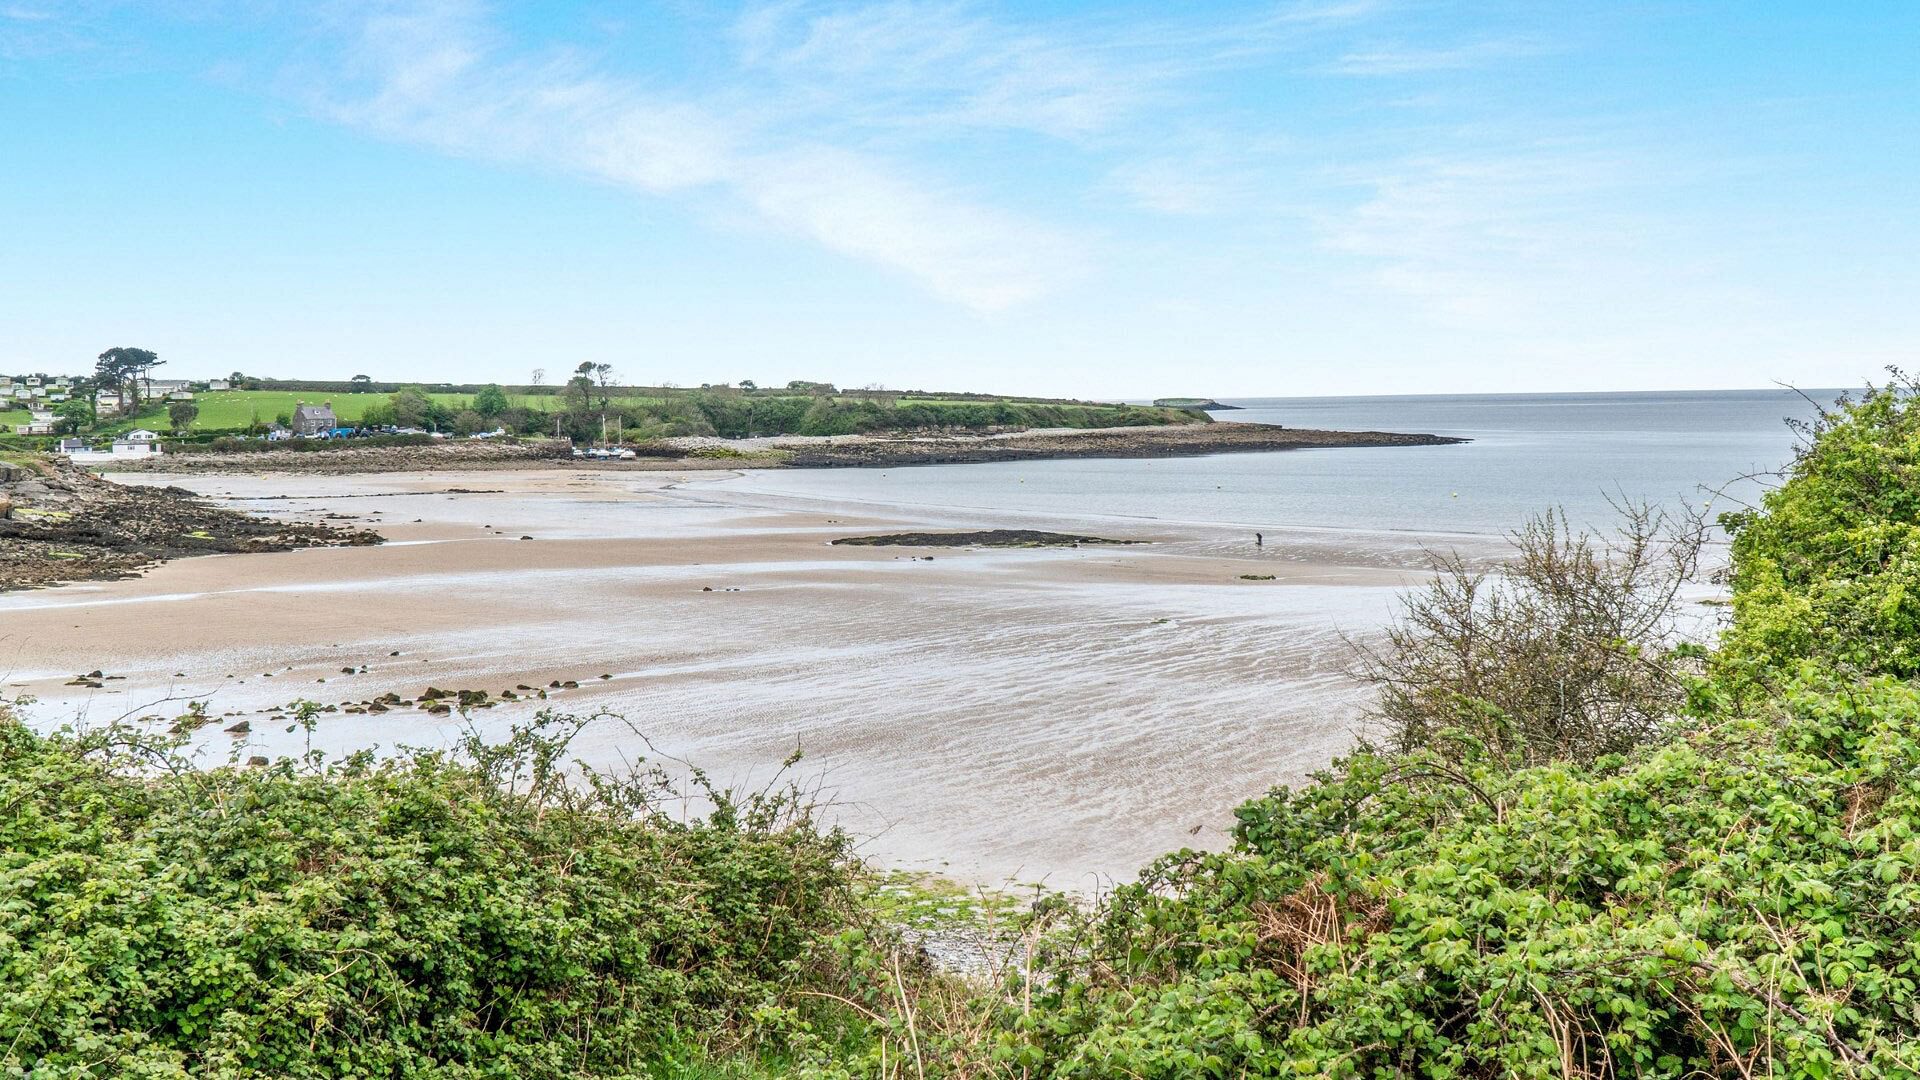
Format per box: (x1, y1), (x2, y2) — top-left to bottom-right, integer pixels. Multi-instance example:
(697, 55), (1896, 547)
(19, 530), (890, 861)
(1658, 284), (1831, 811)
(179, 389), (687, 431)
(182, 390), (553, 430)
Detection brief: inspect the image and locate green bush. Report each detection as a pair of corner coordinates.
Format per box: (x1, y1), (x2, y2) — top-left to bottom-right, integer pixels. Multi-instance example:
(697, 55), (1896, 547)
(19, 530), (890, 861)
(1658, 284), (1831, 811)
(0, 710), (869, 1078)
(1717, 373), (1920, 693)
(993, 675), (1919, 1077)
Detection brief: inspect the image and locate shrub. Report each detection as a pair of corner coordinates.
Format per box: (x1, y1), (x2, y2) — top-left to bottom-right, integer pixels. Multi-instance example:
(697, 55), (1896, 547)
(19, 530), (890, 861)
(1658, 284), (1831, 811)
(1717, 373), (1920, 692)
(997, 676), (1920, 1077)
(0, 709), (872, 1078)
(1355, 503), (1707, 768)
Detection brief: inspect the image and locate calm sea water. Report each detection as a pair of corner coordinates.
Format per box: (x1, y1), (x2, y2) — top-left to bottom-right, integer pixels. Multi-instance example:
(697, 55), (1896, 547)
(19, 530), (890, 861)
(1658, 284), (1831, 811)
(726, 389), (1840, 546)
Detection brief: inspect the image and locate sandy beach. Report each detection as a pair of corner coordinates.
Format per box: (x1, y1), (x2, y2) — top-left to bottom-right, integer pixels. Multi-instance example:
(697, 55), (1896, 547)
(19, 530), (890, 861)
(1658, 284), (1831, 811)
(1, 466), (1429, 888)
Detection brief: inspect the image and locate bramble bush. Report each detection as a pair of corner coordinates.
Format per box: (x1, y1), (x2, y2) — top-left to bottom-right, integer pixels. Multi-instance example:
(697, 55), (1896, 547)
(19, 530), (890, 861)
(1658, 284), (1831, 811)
(0, 711), (876, 1078)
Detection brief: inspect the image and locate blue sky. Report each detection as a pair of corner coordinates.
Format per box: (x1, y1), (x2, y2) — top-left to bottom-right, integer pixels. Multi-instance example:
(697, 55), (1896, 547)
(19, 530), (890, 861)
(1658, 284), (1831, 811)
(2, 1), (1915, 397)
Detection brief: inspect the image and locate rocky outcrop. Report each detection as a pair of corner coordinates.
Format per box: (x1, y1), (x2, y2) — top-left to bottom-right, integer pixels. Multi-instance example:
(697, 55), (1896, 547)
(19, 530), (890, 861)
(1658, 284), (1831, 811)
(779, 423), (1463, 468)
(105, 439), (571, 475)
(0, 458), (379, 591)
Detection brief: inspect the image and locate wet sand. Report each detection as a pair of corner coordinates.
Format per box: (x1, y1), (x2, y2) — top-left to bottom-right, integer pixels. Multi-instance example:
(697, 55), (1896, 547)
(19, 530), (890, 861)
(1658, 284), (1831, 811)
(1, 467), (1429, 888)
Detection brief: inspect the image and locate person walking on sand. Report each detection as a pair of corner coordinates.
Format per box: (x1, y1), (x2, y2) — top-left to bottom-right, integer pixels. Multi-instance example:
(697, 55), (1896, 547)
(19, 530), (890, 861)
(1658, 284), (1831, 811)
(1255, 532), (1263, 549)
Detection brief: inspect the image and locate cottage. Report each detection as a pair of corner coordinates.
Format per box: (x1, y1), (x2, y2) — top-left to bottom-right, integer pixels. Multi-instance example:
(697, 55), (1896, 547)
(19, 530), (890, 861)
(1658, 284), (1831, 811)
(109, 435), (161, 457)
(121, 429), (160, 443)
(205, 379), (230, 392)
(291, 402), (337, 436)
(55, 437), (89, 454)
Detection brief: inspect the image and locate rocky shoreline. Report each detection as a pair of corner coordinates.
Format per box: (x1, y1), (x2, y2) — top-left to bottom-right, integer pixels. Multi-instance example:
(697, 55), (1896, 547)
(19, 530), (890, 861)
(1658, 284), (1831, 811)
(766, 423), (1461, 467)
(0, 458), (379, 591)
(104, 439), (571, 475)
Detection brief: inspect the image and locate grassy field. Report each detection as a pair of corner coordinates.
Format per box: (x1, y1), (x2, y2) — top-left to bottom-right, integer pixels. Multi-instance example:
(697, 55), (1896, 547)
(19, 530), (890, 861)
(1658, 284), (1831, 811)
(182, 390), (572, 429)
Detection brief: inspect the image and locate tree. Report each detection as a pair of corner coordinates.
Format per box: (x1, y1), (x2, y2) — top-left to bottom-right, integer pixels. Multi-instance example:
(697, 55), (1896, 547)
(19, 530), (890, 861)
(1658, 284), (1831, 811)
(562, 371), (593, 415)
(54, 398), (95, 436)
(529, 368), (545, 388)
(96, 347), (163, 408)
(350, 375), (373, 392)
(473, 384), (509, 418)
(739, 379), (757, 391)
(167, 400), (199, 433)
(388, 387), (433, 429)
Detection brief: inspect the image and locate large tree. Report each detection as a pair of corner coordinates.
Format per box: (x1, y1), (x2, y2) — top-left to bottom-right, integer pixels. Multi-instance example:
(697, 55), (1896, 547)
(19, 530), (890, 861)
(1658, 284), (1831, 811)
(95, 347), (163, 409)
(473, 384), (509, 419)
(54, 398), (96, 436)
(167, 400), (199, 434)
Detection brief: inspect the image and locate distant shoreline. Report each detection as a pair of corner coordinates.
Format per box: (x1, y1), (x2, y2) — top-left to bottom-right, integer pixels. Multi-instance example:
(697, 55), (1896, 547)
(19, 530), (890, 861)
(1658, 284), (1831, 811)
(100, 422), (1465, 475)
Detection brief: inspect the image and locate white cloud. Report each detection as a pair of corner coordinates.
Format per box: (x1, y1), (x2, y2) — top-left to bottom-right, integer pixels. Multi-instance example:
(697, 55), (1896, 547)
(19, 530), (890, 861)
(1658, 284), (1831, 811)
(303, 0), (1082, 310)
(1319, 144), (1662, 325)
(741, 146), (1083, 309)
(729, 0), (1150, 138)
(1331, 38), (1547, 76)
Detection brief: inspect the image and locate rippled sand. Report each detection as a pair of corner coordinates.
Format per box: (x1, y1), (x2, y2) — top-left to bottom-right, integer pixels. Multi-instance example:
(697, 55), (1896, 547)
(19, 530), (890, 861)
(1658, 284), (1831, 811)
(1, 467), (1448, 888)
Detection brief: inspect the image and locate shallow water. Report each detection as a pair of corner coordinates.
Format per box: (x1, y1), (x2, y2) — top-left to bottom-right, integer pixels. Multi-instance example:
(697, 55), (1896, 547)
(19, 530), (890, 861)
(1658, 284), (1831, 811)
(732, 387), (1833, 540)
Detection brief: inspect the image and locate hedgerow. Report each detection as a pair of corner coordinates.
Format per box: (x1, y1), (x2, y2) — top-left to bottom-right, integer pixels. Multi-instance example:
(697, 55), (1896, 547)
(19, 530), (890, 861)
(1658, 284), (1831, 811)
(0, 712), (873, 1078)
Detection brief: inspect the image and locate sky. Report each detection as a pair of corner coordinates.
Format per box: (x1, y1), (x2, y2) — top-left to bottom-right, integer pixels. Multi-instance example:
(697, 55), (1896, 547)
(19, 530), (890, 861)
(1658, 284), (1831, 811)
(1, 2), (1915, 398)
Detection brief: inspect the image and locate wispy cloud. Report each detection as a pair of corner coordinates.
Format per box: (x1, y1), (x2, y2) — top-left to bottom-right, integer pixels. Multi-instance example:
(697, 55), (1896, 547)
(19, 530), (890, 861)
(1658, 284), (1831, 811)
(1319, 142), (1662, 325)
(730, 0), (1161, 138)
(1331, 38), (1548, 76)
(301, 0), (1084, 310)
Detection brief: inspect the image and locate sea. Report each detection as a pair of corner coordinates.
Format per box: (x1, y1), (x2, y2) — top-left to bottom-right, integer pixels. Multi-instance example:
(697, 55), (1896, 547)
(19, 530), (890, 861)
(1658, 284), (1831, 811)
(725, 388), (1841, 554)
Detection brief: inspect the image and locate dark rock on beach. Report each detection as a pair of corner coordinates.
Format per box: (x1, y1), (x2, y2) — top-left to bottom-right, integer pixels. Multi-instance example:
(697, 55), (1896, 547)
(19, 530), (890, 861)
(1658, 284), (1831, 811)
(0, 458), (380, 592)
(833, 530), (1144, 548)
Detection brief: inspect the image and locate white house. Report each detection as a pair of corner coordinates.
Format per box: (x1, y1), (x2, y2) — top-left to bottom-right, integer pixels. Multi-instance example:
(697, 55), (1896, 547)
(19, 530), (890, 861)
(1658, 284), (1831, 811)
(205, 379), (230, 392)
(107, 437), (161, 457)
(121, 429), (160, 443)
